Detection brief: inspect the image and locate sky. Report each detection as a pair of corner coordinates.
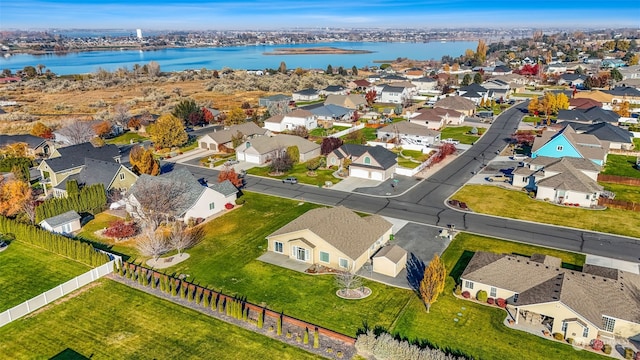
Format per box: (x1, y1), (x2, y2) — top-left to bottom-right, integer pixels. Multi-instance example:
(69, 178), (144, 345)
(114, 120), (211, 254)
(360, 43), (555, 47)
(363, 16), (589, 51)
(1, 0), (638, 30)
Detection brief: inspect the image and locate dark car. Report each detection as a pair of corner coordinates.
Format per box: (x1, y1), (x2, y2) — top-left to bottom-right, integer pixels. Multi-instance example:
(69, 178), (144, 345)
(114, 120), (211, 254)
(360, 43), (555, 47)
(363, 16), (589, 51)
(282, 177), (298, 184)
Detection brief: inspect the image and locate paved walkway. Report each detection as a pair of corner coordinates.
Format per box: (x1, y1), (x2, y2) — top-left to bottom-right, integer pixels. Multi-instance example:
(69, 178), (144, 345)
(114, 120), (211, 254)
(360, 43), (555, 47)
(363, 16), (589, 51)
(585, 255), (640, 274)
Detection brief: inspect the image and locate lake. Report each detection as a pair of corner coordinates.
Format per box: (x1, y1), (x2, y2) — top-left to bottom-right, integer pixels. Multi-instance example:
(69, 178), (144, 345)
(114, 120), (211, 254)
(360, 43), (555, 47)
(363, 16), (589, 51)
(0, 41), (476, 75)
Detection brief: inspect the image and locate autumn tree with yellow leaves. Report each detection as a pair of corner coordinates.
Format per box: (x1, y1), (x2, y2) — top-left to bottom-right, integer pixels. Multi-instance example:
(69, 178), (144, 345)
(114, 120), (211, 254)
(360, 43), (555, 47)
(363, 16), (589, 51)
(129, 145), (160, 176)
(420, 254), (446, 313)
(148, 114), (188, 148)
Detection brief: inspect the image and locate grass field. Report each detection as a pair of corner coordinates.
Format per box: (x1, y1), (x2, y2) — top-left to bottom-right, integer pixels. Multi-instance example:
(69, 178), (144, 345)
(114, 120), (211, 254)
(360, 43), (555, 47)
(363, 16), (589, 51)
(602, 154), (640, 179)
(309, 126), (349, 137)
(0, 279), (320, 360)
(634, 138), (640, 149)
(391, 233), (598, 360)
(0, 241), (90, 312)
(77, 212), (139, 259)
(452, 185), (640, 238)
(440, 126), (484, 145)
(105, 131), (148, 145)
(601, 182), (640, 203)
(246, 162), (341, 186)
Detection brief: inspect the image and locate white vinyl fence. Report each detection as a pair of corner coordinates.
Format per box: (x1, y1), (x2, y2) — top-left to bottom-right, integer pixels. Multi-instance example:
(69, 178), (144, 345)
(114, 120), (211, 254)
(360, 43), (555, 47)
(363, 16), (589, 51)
(0, 258), (118, 327)
(331, 123), (365, 138)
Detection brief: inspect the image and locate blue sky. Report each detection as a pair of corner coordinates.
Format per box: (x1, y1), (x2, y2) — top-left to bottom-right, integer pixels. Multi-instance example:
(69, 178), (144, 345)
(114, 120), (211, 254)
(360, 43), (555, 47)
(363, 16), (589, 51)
(1, 0), (638, 30)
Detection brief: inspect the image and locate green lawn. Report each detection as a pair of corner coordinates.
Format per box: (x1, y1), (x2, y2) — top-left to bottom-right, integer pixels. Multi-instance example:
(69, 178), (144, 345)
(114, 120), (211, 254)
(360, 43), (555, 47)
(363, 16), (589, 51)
(391, 233), (600, 360)
(397, 157), (420, 168)
(341, 127), (378, 143)
(0, 279), (320, 360)
(440, 126), (484, 145)
(246, 161), (342, 186)
(0, 240), (90, 312)
(511, 93), (540, 98)
(634, 138), (640, 149)
(309, 126), (349, 137)
(523, 115), (541, 123)
(602, 154), (640, 178)
(77, 212), (139, 259)
(105, 131), (148, 145)
(453, 185), (640, 238)
(601, 182), (640, 203)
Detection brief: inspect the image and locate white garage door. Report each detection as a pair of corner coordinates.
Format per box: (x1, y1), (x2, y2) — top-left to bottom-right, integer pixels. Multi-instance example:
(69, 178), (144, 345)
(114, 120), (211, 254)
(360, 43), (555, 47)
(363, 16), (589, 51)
(371, 171), (383, 181)
(236, 152), (246, 161)
(246, 154), (261, 164)
(350, 168), (369, 179)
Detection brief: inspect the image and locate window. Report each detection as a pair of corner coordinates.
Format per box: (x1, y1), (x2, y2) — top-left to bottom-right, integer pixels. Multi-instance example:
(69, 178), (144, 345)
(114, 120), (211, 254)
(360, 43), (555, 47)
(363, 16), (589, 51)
(582, 327), (589, 338)
(274, 241), (283, 253)
(120, 173), (125, 181)
(490, 287), (496, 297)
(339, 258), (349, 269)
(602, 316), (615, 332)
(556, 145), (563, 151)
(464, 280), (474, 290)
(364, 156), (371, 164)
(320, 251), (329, 263)
(331, 157), (336, 165)
(513, 293), (519, 302)
(561, 321), (567, 332)
(209, 202), (215, 210)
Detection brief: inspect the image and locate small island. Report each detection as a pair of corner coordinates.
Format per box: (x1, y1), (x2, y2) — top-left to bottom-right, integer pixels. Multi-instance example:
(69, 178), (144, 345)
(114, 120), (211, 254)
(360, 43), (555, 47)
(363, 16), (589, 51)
(263, 46), (373, 55)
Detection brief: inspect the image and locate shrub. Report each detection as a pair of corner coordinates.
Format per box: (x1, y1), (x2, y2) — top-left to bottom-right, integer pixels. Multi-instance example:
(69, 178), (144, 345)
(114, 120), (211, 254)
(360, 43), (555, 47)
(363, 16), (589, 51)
(461, 291), (470, 299)
(150, 275), (157, 289)
(313, 328), (319, 349)
(603, 344), (612, 355)
(303, 328), (309, 345)
(104, 220), (137, 239)
(454, 284), (462, 295)
(566, 338), (573, 344)
(476, 290), (488, 302)
(592, 339), (604, 351)
(235, 197), (246, 205)
(487, 297), (495, 305)
(257, 310), (264, 329)
(225, 203), (234, 210)
(553, 332), (564, 341)
(624, 347), (634, 360)
(496, 298), (506, 308)
(277, 316), (282, 336)
(203, 292), (210, 308)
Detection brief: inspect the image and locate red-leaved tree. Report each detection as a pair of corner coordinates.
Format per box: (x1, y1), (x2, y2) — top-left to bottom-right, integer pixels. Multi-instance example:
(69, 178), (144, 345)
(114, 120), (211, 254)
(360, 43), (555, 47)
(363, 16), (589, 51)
(320, 137), (343, 155)
(218, 166), (243, 187)
(365, 90), (377, 106)
(104, 220), (137, 239)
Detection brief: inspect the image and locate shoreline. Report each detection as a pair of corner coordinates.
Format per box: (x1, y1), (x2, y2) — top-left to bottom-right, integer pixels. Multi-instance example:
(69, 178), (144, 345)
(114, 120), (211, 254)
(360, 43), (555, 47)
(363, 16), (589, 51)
(263, 47), (373, 55)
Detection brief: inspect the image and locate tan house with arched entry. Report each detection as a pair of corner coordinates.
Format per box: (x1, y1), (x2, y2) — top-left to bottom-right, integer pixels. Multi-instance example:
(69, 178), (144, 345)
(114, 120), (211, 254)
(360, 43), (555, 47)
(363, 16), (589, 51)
(326, 144), (397, 181)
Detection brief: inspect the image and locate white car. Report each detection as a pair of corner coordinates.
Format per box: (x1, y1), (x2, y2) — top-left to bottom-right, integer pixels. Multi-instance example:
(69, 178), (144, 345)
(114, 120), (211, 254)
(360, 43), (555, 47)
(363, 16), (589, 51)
(510, 154), (527, 161)
(442, 138), (460, 145)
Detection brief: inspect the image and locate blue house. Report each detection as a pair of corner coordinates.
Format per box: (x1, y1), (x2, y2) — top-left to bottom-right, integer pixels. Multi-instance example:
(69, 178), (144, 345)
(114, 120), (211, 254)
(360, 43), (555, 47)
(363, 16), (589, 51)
(531, 125), (608, 166)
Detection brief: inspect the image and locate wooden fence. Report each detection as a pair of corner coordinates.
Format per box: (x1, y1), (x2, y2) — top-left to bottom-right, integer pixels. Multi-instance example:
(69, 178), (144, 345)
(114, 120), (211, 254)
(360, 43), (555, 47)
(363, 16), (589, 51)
(598, 198), (640, 212)
(597, 174), (640, 186)
(122, 261), (356, 345)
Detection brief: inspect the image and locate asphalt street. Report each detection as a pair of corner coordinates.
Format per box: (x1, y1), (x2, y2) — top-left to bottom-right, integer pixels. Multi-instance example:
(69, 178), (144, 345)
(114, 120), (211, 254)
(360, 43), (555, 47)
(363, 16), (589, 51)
(174, 103), (640, 263)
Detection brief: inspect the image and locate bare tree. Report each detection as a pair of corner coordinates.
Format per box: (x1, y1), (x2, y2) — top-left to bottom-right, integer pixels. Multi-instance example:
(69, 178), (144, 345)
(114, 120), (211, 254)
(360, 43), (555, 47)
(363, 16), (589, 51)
(147, 61), (161, 77)
(111, 103), (131, 128)
(335, 270), (363, 292)
(56, 120), (96, 145)
(168, 222), (200, 255)
(136, 227), (171, 261)
(128, 179), (189, 231)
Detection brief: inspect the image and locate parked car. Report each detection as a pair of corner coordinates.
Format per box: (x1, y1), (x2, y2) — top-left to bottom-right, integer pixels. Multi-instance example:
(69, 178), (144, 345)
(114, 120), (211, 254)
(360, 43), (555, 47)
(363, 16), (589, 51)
(224, 159), (239, 166)
(510, 154), (527, 161)
(282, 177), (298, 184)
(485, 174), (510, 183)
(442, 138), (460, 145)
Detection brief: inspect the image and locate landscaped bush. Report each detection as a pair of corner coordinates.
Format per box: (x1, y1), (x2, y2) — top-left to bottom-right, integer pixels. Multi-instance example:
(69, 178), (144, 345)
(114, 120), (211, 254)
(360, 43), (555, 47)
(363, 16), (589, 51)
(235, 197), (246, 205)
(486, 297), (495, 305)
(461, 291), (470, 299)
(624, 347), (635, 359)
(496, 298), (506, 308)
(103, 220), (137, 239)
(454, 284), (462, 295)
(566, 338), (574, 344)
(224, 203), (234, 210)
(553, 332), (564, 341)
(591, 339), (604, 351)
(476, 290), (488, 302)
(603, 344), (612, 355)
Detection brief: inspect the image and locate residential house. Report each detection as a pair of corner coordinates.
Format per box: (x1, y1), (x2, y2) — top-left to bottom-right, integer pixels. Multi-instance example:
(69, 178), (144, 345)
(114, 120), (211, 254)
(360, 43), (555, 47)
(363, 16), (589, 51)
(601, 59), (626, 69)
(554, 122), (634, 150)
(197, 122), (268, 151)
(0, 134), (52, 158)
(235, 134), (321, 165)
(491, 65), (512, 75)
(557, 74), (588, 88)
(321, 85), (347, 96)
(266, 206), (393, 272)
(546, 63), (567, 74)
(324, 94), (367, 110)
(568, 98), (602, 110)
(531, 125), (609, 165)
(458, 83), (490, 104)
(605, 86), (640, 105)
(126, 167), (238, 224)
(411, 77), (438, 92)
(377, 120), (441, 147)
(308, 104), (353, 125)
(52, 158), (138, 198)
(433, 96), (476, 116)
(263, 109), (318, 132)
(377, 85), (410, 104)
(379, 74), (407, 83)
(348, 79), (372, 92)
(617, 65), (640, 81)
(38, 142), (121, 195)
(258, 94), (293, 107)
(573, 91), (614, 106)
(556, 107), (620, 125)
(403, 68), (425, 79)
(327, 144), (397, 181)
(460, 251), (640, 345)
(482, 79), (511, 100)
(39, 210), (82, 234)
(408, 107), (465, 129)
(512, 156), (602, 206)
(292, 88), (320, 102)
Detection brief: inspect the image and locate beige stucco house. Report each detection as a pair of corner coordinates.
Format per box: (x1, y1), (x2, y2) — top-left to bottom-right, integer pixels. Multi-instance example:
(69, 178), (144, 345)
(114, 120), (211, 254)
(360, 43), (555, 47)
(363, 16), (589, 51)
(235, 134), (320, 165)
(326, 144), (398, 181)
(460, 252), (640, 346)
(266, 206), (393, 272)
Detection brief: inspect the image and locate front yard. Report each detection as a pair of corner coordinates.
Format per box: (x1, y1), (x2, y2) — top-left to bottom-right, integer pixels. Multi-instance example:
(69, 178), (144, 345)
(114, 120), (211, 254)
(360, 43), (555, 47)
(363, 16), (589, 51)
(440, 126), (485, 145)
(245, 161), (342, 186)
(105, 131), (148, 145)
(601, 154), (640, 179)
(452, 185), (640, 238)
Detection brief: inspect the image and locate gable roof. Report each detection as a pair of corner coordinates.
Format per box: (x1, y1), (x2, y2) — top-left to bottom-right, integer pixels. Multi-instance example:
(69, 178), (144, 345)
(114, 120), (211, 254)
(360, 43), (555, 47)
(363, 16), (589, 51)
(568, 98), (602, 109)
(294, 88), (319, 96)
(532, 125), (608, 163)
(410, 107), (463, 122)
(527, 155), (601, 173)
(260, 94), (291, 102)
(334, 144), (397, 170)
(205, 122), (267, 145)
(373, 244), (407, 263)
(574, 90), (614, 103)
(286, 109), (314, 118)
(605, 86), (640, 97)
(64, 158), (134, 190)
(381, 85), (405, 93)
(558, 122), (633, 144)
(44, 142), (120, 172)
(323, 85), (345, 92)
(462, 251), (640, 327)
(536, 160), (603, 193)
(309, 104), (351, 118)
(378, 120), (441, 138)
(459, 83), (487, 93)
(412, 76), (437, 83)
(434, 96), (476, 111)
(238, 134), (320, 154)
(557, 107), (620, 123)
(40, 210), (81, 228)
(208, 179), (239, 197)
(324, 94), (366, 108)
(0, 134), (47, 149)
(268, 206), (392, 259)
(352, 79), (372, 87)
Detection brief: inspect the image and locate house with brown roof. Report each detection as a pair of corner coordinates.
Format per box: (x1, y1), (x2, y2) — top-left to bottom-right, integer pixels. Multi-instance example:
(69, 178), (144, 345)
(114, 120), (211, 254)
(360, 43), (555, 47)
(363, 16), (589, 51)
(460, 251), (640, 345)
(573, 90), (614, 106)
(531, 125), (609, 166)
(433, 96), (476, 116)
(377, 120), (441, 147)
(324, 94), (367, 110)
(347, 79), (372, 92)
(568, 98), (602, 110)
(408, 107), (465, 129)
(197, 122), (268, 151)
(266, 206), (393, 272)
(234, 134), (320, 165)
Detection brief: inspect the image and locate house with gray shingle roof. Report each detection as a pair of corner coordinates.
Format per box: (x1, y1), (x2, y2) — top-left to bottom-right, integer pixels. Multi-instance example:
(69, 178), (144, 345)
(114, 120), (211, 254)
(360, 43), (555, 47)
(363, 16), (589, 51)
(197, 122), (268, 151)
(460, 251), (640, 345)
(125, 167), (238, 223)
(39, 210), (81, 234)
(234, 134), (320, 165)
(0, 134), (52, 158)
(554, 122), (634, 150)
(531, 125), (609, 166)
(377, 120), (441, 147)
(258, 94), (292, 107)
(266, 206), (393, 272)
(292, 88), (320, 102)
(52, 158), (138, 198)
(326, 144), (397, 181)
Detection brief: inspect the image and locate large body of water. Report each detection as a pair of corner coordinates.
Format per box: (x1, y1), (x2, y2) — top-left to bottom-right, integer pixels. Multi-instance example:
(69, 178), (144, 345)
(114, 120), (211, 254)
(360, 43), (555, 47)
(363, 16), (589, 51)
(0, 41), (475, 76)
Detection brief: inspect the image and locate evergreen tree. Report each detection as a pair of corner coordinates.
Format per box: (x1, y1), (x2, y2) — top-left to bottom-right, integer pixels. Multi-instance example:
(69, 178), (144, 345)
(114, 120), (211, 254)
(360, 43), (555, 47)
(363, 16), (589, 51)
(257, 309), (264, 329)
(277, 315), (282, 336)
(313, 328), (320, 348)
(203, 292), (210, 308)
(303, 328), (309, 345)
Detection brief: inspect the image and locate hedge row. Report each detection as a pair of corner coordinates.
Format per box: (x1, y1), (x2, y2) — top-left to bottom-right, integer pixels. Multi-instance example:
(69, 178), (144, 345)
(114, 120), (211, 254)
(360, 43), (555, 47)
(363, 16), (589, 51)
(0, 216), (110, 266)
(36, 183), (107, 223)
